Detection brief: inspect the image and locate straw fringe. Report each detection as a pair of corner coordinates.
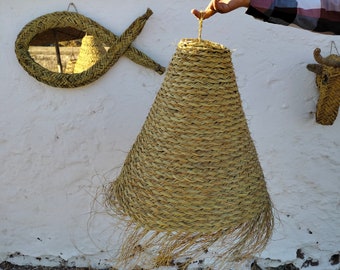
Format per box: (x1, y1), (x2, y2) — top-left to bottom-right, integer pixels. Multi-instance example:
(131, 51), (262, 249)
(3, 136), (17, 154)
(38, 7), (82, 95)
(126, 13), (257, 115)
(106, 38), (273, 269)
(106, 200), (273, 269)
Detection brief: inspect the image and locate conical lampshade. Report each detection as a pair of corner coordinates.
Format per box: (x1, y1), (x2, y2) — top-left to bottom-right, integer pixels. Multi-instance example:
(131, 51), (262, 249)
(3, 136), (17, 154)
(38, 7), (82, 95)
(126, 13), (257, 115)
(106, 38), (273, 268)
(74, 35), (106, 73)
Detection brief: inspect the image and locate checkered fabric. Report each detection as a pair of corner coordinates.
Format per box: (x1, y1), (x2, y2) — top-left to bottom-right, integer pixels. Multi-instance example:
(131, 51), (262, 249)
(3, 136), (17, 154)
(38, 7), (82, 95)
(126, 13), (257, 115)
(246, 0), (340, 34)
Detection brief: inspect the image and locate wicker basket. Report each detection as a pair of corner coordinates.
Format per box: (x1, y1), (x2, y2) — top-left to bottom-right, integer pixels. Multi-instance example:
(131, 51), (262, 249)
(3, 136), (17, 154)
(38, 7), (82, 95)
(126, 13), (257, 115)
(307, 47), (340, 125)
(106, 38), (273, 268)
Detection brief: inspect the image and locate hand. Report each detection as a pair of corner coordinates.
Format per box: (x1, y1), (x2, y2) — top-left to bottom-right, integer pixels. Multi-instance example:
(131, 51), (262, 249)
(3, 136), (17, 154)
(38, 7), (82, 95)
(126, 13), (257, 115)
(191, 0), (250, 20)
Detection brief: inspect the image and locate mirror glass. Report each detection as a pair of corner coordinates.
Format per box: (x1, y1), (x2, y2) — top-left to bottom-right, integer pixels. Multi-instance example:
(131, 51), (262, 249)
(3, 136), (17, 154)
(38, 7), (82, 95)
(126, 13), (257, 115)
(28, 27), (108, 74)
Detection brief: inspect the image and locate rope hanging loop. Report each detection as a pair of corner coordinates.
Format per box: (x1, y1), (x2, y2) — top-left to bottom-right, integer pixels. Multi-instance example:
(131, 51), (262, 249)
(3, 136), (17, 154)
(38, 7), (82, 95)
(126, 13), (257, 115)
(198, 11), (203, 41)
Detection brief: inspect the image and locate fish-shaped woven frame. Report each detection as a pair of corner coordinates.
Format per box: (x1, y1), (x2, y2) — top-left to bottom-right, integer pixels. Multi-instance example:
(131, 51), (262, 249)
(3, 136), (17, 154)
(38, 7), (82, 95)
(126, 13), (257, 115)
(15, 9), (165, 88)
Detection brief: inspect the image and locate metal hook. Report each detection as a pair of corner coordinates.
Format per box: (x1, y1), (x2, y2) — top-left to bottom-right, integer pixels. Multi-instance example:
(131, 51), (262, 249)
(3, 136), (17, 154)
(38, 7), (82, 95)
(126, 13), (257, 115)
(67, 3), (79, 13)
(330, 41), (339, 55)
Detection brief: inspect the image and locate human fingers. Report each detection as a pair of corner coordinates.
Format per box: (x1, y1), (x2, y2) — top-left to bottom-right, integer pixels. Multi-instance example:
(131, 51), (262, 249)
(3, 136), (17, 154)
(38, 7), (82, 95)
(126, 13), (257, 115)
(191, 8), (216, 19)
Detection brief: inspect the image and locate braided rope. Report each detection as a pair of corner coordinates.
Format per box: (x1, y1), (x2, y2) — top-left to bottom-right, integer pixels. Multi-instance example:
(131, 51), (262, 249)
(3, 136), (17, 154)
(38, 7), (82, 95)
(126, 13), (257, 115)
(106, 38), (273, 268)
(15, 9), (165, 88)
(198, 14), (203, 41)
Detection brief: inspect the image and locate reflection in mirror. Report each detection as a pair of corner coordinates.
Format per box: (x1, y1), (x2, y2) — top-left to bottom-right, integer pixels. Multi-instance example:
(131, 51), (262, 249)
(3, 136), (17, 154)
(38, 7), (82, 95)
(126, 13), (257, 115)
(28, 27), (108, 74)
(73, 35), (107, 73)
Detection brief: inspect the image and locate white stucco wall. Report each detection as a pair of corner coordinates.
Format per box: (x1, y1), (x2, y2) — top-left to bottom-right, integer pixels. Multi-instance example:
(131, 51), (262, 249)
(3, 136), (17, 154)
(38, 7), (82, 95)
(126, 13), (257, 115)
(0, 0), (339, 269)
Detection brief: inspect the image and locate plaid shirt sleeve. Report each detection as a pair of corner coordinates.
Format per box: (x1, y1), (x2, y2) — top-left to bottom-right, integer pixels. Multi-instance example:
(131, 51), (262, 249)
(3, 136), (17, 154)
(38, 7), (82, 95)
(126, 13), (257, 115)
(246, 0), (340, 34)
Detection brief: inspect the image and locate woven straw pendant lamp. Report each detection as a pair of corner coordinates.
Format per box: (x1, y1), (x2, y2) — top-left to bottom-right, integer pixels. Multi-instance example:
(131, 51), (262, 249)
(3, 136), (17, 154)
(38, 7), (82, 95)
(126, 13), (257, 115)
(73, 35), (106, 73)
(106, 38), (273, 268)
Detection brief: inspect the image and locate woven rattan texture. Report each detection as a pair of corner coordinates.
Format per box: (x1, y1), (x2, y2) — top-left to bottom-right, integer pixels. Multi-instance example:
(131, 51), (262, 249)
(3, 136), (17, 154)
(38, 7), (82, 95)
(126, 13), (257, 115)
(15, 9), (165, 88)
(315, 64), (340, 125)
(74, 35), (106, 73)
(107, 38), (273, 266)
(307, 48), (340, 125)
(316, 54), (340, 125)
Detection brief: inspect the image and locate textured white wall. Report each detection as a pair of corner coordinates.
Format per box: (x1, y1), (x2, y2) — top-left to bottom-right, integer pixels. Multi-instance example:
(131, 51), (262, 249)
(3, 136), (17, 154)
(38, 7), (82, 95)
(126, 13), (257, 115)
(0, 0), (339, 269)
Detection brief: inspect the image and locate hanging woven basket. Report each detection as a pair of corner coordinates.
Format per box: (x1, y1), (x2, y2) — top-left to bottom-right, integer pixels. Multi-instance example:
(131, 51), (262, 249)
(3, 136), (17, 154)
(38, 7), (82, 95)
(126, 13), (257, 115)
(307, 46), (340, 125)
(106, 38), (273, 269)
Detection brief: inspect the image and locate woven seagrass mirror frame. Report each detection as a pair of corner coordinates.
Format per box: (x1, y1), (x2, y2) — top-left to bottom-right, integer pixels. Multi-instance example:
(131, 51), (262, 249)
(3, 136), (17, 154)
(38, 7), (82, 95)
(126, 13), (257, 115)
(15, 9), (165, 88)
